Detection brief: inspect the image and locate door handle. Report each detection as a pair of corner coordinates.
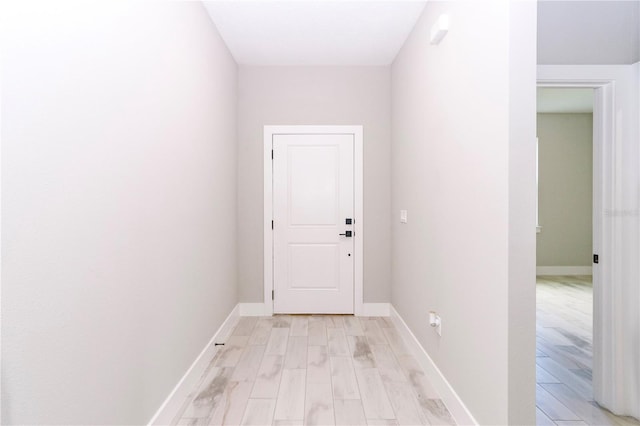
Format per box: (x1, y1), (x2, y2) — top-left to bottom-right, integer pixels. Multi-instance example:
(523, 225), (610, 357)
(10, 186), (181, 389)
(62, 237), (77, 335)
(339, 231), (353, 237)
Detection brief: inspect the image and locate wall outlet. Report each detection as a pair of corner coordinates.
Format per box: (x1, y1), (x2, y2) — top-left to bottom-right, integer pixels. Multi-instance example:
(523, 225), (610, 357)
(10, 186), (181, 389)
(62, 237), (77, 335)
(400, 210), (407, 223)
(429, 311), (442, 336)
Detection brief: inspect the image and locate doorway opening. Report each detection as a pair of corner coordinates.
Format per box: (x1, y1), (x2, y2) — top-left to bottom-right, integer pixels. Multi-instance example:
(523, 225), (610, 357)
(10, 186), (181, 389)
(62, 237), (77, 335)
(534, 85), (639, 425)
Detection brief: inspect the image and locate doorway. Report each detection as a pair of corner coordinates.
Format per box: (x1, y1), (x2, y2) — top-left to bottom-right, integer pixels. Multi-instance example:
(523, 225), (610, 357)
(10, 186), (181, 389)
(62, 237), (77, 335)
(263, 126), (364, 315)
(534, 80), (640, 425)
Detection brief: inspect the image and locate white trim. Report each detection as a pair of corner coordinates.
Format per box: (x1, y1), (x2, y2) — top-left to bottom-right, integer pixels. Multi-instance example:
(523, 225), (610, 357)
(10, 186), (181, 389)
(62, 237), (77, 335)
(147, 305), (240, 425)
(536, 266), (593, 276)
(263, 125), (364, 316)
(360, 303), (390, 317)
(390, 305), (478, 425)
(239, 303), (267, 317)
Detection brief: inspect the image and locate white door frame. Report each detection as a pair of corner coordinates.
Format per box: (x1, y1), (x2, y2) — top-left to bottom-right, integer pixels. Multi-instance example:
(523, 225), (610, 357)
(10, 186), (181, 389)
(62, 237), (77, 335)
(263, 125), (364, 316)
(537, 65), (639, 418)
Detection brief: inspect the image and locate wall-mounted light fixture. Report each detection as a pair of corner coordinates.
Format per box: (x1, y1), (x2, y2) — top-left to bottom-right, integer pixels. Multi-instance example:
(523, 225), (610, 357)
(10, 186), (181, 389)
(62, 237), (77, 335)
(430, 14), (449, 45)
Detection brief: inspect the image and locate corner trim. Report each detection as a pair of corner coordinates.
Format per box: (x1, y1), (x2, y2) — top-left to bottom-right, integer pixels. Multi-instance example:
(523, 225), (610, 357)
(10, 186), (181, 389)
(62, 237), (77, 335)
(147, 304), (240, 425)
(390, 305), (478, 426)
(536, 266), (592, 276)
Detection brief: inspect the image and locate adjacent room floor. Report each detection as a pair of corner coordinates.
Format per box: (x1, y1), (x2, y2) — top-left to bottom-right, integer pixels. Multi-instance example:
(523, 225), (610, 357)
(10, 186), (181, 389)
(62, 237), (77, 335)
(172, 315), (455, 425)
(536, 276), (640, 426)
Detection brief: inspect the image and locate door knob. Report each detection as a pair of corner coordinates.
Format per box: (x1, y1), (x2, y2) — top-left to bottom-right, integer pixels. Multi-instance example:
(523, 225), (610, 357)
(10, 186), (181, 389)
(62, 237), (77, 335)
(339, 231), (353, 237)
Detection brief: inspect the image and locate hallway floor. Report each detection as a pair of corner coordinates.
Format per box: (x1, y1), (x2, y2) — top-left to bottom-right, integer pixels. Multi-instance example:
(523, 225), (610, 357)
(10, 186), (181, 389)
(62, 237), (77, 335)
(536, 276), (640, 426)
(172, 315), (455, 425)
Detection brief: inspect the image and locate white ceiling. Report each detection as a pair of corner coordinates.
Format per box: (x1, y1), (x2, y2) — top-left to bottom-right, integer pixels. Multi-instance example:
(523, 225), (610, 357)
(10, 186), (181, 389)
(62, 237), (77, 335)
(537, 88), (594, 113)
(538, 1), (640, 65)
(202, 1), (427, 66)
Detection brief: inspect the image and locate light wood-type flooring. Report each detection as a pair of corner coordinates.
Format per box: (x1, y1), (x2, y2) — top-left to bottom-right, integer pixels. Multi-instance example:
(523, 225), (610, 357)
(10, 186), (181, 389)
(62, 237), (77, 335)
(536, 275), (640, 426)
(173, 315), (455, 425)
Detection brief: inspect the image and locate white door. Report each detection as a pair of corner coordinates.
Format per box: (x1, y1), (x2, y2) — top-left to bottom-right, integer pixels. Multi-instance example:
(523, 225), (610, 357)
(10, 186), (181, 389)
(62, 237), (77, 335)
(273, 134), (354, 314)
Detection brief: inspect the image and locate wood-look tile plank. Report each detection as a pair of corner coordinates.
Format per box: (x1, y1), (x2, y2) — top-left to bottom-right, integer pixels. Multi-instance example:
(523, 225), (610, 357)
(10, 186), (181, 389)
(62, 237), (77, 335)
(308, 320), (328, 346)
(240, 399), (276, 426)
(376, 317), (395, 329)
(537, 356), (592, 400)
(251, 355), (284, 399)
(382, 380), (426, 425)
(274, 369), (306, 421)
(354, 368), (395, 420)
(536, 407), (556, 426)
(330, 357), (360, 400)
(328, 327), (350, 357)
(233, 317), (259, 336)
(537, 364), (562, 384)
(325, 315), (345, 328)
(536, 384), (581, 421)
(213, 336), (249, 367)
(366, 420), (399, 425)
(304, 381), (334, 425)
(183, 367), (234, 419)
(290, 316), (309, 336)
(307, 345), (331, 384)
(418, 399), (455, 426)
(344, 316), (364, 336)
(347, 335), (376, 369)
(541, 383), (621, 425)
(362, 319), (388, 345)
(265, 328), (289, 356)
(334, 399), (367, 426)
(249, 319), (274, 345)
(370, 345), (406, 383)
(270, 316), (292, 328)
(381, 328), (410, 358)
(396, 355), (439, 400)
(208, 381), (253, 425)
(283, 336), (307, 369)
(232, 345), (266, 382)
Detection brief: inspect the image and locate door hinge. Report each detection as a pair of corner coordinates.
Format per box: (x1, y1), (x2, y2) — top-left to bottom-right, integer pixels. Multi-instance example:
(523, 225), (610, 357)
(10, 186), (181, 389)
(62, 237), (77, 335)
(593, 254), (599, 264)
(272, 290), (274, 300)
(271, 220), (274, 230)
(271, 149), (274, 159)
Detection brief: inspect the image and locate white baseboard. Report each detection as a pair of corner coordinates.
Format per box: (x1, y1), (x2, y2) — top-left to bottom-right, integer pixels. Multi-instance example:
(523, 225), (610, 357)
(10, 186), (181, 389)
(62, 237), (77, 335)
(239, 302), (267, 316)
(536, 266), (592, 276)
(240, 302), (390, 317)
(390, 305), (478, 426)
(360, 302), (390, 316)
(147, 304), (240, 425)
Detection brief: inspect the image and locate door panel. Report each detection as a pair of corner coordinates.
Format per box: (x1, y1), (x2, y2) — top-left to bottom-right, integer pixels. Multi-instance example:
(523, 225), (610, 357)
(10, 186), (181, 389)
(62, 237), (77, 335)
(273, 134), (354, 314)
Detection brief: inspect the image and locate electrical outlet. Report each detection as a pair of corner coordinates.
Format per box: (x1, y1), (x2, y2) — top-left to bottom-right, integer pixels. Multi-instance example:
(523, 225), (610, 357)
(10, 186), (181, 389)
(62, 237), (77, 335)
(400, 210), (407, 223)
(429, 311), (442, 337)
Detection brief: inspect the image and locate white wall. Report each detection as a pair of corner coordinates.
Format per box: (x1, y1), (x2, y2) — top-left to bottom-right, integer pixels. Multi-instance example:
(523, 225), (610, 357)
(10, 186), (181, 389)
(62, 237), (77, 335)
(391, 2), (536, 424)
(237, 66), (391, 303)
(537, 113), (593, 267)
(1, 2), (238, 424)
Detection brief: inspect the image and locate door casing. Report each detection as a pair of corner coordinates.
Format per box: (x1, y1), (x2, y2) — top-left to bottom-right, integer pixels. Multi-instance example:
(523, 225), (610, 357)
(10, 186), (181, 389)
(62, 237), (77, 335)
(537, 64), (639, 417)
(263, 125), (364, 316)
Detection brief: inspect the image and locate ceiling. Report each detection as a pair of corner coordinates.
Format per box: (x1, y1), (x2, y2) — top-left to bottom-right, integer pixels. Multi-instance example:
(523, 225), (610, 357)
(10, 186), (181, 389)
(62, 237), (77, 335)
(537, 88), (594, 113)
(203, 1), (640, 67)
(202, 1), (427, 66)
(538, 1), (640, 65)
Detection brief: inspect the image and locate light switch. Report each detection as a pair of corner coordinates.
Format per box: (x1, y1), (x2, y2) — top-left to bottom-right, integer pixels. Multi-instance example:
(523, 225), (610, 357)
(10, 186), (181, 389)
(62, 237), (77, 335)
(400, 210), (407, 223)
